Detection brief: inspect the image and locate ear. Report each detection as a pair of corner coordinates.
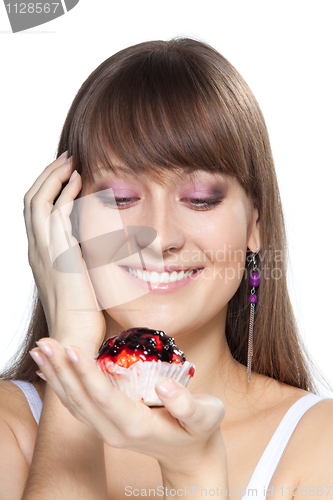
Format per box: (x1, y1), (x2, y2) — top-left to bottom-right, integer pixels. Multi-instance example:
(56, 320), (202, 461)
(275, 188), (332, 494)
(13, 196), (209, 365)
(247, 207), (261, 253)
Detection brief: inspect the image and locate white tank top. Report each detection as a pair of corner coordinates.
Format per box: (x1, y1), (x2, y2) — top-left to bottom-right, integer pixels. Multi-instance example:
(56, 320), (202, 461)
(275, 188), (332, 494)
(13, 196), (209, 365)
(10, 380), (325, 492)
(10, 380), (43, 425)
(242, 393), (325, 498)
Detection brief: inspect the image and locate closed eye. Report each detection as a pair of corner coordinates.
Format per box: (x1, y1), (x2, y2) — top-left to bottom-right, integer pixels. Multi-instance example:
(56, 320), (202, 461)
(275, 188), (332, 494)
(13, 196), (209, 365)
(98, 196), (223, 211)
(99, 197), (140, 209)
(182, 198), (224, 211)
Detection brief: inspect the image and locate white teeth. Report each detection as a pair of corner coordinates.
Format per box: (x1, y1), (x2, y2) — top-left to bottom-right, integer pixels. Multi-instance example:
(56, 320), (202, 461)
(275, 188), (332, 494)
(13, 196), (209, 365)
(169, 271), (178, 283)
(150, 271), (160, 284)
(160, 272), (170, 283)
(177, 270), (184, 281)
(126, 267), (197, 284)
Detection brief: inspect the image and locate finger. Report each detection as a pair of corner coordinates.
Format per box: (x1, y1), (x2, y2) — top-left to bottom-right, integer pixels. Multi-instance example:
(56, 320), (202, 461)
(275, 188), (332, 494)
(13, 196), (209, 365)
(30, 158), (78, 247)
(35, 338), (140, 443)
(47, 171), (83, 269)
(24, 156), (73, 254)
(29, 347), (68, 401)
(23, 152), (68, 245)
(54, 169), (81, 212)
(155, 379), (225, 435)
(24, 152), (68, 208)
(63, 344), (152, 436)
(31, 340), (105, 429)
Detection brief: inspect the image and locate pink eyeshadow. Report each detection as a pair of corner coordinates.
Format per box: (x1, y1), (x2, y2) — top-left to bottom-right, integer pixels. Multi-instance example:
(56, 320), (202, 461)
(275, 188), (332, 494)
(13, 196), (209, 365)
(180, 186), (226, 198)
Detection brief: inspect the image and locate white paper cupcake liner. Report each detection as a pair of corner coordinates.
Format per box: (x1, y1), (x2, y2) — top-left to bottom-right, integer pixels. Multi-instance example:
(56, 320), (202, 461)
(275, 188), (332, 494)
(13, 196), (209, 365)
(97, 359), (195, 406)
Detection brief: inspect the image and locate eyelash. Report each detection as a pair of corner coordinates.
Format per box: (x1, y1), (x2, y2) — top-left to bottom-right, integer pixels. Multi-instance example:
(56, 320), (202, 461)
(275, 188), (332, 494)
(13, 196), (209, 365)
(100, 197), (223, 211)
(100, 197), (139, 209)
(182, 198), (223, 211)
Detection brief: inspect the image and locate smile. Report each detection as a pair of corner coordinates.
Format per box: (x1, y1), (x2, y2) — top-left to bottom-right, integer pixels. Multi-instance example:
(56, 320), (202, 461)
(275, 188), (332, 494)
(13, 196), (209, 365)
(119, 265), (203, 293)
(126, 267), (197, 284)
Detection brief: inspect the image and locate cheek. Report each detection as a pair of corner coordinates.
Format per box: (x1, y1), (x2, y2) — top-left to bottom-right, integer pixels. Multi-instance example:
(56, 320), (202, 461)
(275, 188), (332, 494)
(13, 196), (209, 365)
(194, 204), (249, 265)
(88, 265), (150, 310)
(78, 201), (124, 241)
(188, 204), (249, 301)
(77, 203), (129, 272)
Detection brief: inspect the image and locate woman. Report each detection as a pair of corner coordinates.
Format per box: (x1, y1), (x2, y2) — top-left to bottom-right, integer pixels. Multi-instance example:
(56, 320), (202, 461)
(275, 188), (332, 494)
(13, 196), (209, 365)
(1, 38), (332, 499)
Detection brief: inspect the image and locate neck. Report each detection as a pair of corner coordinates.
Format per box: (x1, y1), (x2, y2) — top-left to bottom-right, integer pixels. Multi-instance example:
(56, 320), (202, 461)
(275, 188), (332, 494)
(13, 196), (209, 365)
(173, 309), (251, 404)
(103, 307), (258, 422)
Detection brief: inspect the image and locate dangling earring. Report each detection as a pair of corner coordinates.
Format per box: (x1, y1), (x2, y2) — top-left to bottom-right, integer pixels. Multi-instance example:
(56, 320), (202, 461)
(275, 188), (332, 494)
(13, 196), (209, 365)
(247, 252), (260, 382)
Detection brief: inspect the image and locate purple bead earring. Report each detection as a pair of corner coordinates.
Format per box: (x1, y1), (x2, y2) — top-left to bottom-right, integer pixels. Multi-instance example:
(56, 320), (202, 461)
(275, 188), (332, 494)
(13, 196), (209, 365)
(247, 252), (260, 382)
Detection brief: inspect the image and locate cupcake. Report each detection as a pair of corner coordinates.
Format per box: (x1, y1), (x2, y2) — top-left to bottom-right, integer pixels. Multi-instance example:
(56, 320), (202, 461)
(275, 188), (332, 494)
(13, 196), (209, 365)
(95, 327), (195, 406)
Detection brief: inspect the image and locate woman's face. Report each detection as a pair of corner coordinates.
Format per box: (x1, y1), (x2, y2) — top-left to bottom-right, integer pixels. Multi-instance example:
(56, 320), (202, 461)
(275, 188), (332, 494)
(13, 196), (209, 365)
(78, 165), (260, 339)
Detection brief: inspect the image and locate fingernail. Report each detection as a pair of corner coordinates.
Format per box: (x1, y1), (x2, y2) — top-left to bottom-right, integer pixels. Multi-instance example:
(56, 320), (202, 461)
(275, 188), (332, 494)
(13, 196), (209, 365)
(64, 346), (79, 363)
(29, 350), (46, 367)
(58, 151), (68, 159)
(156, 378), (178, 399)
(69, 170), (78, 183)
(36, 370), (47, 381)
(36, 341), (53, 358)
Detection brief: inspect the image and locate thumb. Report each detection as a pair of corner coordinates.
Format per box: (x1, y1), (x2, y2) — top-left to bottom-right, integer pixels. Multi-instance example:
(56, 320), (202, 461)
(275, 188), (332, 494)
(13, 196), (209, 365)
(155, 378), (225, 435)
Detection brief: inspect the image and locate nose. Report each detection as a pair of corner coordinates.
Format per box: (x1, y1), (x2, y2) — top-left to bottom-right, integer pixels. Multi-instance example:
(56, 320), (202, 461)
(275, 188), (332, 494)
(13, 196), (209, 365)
(135, 199), (185, 256)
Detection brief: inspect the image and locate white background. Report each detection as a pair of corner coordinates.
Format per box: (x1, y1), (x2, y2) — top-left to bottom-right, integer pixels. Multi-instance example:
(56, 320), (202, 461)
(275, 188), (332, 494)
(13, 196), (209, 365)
(0, 1), (332, 395)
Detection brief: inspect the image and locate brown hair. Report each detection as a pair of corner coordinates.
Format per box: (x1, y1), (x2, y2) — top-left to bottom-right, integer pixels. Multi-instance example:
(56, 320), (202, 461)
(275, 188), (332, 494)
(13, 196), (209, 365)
(1, 38), (327, 393)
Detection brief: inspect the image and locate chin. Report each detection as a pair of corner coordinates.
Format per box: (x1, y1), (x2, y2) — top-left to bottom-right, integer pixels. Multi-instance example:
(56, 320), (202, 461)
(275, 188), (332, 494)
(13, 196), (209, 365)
(105, 305), (190, 338)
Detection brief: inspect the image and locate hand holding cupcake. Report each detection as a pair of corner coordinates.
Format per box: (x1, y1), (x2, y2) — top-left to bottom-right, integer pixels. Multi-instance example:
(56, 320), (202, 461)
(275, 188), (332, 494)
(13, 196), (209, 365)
(30, 335), (227, 493)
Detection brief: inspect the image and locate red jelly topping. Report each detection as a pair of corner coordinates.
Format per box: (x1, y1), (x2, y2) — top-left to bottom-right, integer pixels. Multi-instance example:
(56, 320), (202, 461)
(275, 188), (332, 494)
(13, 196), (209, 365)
(95, 327), (186, 368)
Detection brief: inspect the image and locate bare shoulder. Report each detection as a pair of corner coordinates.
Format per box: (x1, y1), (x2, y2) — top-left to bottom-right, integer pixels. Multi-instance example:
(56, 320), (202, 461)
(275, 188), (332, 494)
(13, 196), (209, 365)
(269, 381), (333, 437)
(292, 395), (333, 439)
(0, 380), (38, 499)
(0, 379), (27, 415)
(276, 392), (333, 491)
(0, 380), (39, 466)
(293, 395), (333, 449)
(0, 379), (35, 420)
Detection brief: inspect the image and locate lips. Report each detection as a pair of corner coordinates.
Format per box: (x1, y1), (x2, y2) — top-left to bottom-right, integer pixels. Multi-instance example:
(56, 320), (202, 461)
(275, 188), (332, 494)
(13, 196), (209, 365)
(120, 264), (203, 273)
(120, 265), (203, 284)
(118, 264), (204, 292)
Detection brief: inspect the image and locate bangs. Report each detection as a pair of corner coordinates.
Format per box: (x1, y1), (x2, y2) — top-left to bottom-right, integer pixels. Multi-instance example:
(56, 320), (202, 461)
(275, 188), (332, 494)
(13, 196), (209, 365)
(68, 39), (255, 190)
